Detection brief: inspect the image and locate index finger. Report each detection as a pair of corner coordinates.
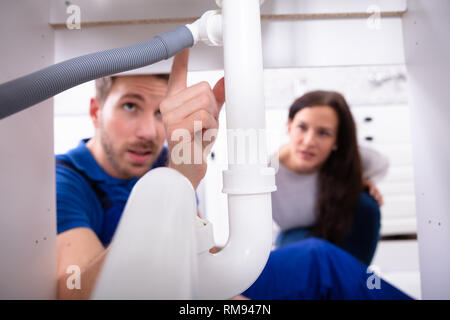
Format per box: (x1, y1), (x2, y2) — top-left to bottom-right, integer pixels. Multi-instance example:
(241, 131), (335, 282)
(166, 49), (189, 97)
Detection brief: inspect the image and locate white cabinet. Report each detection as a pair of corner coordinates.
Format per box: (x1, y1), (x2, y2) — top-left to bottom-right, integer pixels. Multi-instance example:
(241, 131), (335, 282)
(351, 104), (417, 236)
(352, 105), (412, 144)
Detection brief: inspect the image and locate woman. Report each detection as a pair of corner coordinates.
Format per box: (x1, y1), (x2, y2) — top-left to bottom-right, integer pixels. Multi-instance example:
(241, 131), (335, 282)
(271, 90), (388, 265)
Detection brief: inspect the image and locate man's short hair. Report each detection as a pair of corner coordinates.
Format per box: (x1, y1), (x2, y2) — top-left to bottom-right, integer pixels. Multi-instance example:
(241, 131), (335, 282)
(95, 74), (170, 105)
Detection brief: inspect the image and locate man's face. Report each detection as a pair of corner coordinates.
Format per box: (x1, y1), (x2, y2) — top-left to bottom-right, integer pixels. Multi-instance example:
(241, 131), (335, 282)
(93, 75), (168, 180)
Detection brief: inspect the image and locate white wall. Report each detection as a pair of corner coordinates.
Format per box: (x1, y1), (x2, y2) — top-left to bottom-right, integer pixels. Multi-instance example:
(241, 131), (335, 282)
(402, 0), (450, 299)
(0, 0), (56, 299)
(51, 0), (406, 71)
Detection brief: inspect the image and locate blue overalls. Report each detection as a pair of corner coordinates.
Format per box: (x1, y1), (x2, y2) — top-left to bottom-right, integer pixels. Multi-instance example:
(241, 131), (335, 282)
(56, 145), (168, 246)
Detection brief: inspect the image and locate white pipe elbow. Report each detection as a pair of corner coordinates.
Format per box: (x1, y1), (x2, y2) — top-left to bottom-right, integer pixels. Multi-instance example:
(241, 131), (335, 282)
(186, 10), (223, 46)
(197, 167), (276, 299)
(197, 195), (274, 299)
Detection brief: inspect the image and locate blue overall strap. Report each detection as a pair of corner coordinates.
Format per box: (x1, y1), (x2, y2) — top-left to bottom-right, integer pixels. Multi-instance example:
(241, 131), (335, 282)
(151, 146), (168, 169)
(55, 158), (113, 212)
(56, 158), (122, 246)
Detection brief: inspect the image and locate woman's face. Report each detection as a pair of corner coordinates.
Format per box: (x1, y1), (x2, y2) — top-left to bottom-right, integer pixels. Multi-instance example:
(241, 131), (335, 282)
(287, 105), (339, 173)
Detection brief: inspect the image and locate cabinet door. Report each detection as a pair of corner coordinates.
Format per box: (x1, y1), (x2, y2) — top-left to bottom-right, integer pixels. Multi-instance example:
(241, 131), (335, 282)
(352, 105), (417, 236)
(352, 105), (412, 144)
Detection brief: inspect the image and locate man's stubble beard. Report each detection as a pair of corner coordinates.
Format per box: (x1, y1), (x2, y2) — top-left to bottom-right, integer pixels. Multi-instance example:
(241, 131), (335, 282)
(99, 127), (160, 180)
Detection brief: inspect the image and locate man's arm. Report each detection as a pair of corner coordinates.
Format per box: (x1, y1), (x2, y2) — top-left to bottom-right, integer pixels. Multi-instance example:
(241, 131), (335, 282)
(57, 227), (107, 299)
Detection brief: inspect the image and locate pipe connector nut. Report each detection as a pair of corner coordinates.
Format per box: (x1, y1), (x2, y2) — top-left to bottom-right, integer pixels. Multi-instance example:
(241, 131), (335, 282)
(222, 167), (276, 195)
(215, 0), (265, 8)
(186, 10), (223, 46)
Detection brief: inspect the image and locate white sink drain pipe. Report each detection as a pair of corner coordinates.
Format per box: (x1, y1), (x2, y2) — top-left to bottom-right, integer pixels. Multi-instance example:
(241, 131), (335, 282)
(92, 0), (275, 300)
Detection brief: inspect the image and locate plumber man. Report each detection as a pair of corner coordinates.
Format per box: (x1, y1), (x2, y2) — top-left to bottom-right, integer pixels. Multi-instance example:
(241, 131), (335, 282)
(56, 49), (225, 299)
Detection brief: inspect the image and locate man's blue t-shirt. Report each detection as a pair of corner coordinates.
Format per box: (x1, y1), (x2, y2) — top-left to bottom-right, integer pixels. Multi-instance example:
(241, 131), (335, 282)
(55, 139), (168, 246)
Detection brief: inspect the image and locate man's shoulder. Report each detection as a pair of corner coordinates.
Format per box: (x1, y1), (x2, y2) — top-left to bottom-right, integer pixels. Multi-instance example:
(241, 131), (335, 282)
(55, 139), (108, 181)
(55, 153), (98, 201)
(55, 154), (85, 182)
(56, 163), (93, 204)
(151, 146), (169, 169)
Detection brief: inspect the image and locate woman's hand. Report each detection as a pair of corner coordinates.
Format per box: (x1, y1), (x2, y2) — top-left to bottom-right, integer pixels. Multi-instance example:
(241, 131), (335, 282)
(363, 179), (383, 206)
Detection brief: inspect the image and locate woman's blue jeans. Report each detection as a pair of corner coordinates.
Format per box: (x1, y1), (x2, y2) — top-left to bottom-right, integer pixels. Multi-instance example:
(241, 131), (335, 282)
(243, 238), (411, 300)
(275, 192), (381, 265)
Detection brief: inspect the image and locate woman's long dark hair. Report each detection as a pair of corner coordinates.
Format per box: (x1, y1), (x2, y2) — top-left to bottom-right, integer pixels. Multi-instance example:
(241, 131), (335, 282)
(288, 90), (363, 244)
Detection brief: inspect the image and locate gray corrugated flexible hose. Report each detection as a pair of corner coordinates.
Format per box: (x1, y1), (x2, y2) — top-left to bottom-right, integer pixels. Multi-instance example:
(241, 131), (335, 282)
(0, 26), (193, 120)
